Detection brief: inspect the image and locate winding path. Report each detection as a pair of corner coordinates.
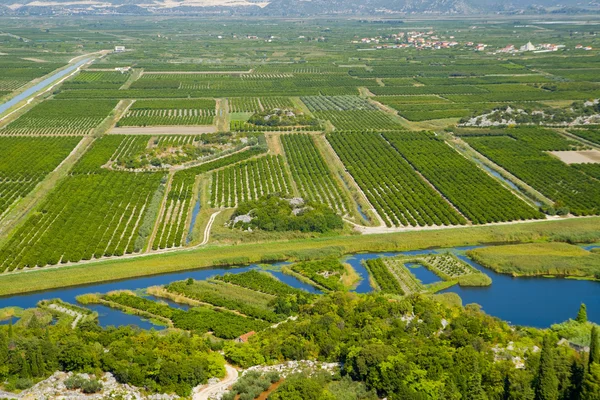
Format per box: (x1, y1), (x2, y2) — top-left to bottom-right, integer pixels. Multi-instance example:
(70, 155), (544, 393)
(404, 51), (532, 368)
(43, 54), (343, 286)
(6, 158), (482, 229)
(201, 210), (221, 245)
(193, 364), (239, 400)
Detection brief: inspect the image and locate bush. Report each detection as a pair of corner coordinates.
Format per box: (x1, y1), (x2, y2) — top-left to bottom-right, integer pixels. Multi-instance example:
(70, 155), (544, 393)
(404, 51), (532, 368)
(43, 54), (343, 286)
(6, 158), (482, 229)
(15, 378), (33, 390)
(64, 375), (86, 390)
(82, 379), (103, 394)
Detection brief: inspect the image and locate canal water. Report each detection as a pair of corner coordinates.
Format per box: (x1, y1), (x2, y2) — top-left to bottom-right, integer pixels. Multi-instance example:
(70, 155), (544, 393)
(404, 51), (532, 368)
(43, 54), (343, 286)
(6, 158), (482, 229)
(0, 57), (92, 115)
(0, 246), (598, 328)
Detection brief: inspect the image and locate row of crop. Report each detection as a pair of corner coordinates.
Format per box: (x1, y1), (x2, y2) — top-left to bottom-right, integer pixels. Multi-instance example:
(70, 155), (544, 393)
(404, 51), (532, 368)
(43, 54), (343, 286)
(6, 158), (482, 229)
(117, 109), (215, 127)
(210, 155), (291, 208)
(363, 258), (404, 295)
(151, 146), (268, 250)
(573, 163), (600, 180)
(314, 110), (402, 131)
(383, 132), (544, 224)
(281, 134), (348, 214)
(63, 71), (130, 89)
(214, 270), (308, 296)
(465, 135), (600, 215)
(230, 120), (317, 132)
(103, 292), (267, 339)
(228, 97), (295, 113)
(367, 85), (488, 96)
(152, 172), (194, 250)
(0, 171), (163, 271)
(71, 135), (130, 174)
(327, 132), (466, 227)
(300, 96), (378, 111)
(166, 279), (281, 322)
(2, 99), (118, 135)
(229, 97), (262, 113)
(55, 86), (352, 99)
(568, 128), (600, 146)
(289, 257), (346, 291)
(0, 136), (81, 216)
(383, 259), (424, 295)
(131, 99), (216, 110)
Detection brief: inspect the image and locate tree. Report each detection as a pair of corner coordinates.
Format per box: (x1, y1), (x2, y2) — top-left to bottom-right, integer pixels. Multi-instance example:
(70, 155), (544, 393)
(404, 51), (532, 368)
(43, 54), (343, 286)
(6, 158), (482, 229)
(590, 326), (599, 369)
(466, 373), (488, 400)
(535, 335), (559, 400)
(577, 304), (588, 323)
(581, 363), (600, 400)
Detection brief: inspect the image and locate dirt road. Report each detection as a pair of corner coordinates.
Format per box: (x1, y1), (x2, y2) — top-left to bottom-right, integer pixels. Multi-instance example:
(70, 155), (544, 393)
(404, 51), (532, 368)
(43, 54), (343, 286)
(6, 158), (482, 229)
(193, 364), (239, 400)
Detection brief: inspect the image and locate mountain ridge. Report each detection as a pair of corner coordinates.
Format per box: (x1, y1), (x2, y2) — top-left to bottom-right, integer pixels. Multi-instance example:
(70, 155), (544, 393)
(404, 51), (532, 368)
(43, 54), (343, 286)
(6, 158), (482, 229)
(0, 0), (598, 16)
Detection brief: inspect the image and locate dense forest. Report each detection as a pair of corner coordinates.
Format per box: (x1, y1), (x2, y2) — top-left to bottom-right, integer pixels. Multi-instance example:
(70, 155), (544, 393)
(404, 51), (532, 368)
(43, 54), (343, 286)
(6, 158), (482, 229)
(1, 292), (599, 398)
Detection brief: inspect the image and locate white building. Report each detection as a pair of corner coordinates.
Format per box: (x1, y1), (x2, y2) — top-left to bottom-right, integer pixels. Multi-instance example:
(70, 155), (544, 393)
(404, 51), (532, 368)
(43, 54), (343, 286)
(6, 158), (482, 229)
(114, 46), (126, 53)
(520, 42), (536, 52)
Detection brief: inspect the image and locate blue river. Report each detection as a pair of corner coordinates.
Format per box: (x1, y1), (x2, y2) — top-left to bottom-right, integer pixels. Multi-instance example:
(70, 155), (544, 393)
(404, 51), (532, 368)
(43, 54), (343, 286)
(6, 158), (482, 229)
(0, 57), (92, 115)
(0, 246), (598, 329)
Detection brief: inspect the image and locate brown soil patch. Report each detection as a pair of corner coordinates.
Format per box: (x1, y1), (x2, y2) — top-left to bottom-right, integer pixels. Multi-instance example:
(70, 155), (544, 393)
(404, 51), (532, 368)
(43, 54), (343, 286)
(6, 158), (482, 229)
(549, 150), (600, 164)
(265, 133), (283, 155)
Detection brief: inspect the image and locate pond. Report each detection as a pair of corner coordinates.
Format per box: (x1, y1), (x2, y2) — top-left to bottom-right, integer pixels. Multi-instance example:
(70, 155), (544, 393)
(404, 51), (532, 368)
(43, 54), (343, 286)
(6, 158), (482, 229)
(0, 246), (598, 329)
(344, 246), (599, 327)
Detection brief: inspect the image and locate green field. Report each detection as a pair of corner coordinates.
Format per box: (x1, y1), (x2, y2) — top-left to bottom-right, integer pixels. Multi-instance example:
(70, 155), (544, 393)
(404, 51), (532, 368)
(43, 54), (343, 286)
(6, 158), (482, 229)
(468, 242), (600, 279)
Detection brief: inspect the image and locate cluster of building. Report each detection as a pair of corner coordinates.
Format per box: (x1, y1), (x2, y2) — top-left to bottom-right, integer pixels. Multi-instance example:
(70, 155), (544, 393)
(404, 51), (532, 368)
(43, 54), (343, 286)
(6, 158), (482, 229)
(353, 30), (461, 50)
(495, 41), (571, 54)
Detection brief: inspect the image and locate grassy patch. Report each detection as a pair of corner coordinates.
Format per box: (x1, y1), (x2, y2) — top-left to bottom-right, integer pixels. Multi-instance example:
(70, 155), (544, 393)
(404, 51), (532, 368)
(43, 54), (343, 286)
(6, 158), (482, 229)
(468, 242), (600, 279)
(0, 217), (598, 296)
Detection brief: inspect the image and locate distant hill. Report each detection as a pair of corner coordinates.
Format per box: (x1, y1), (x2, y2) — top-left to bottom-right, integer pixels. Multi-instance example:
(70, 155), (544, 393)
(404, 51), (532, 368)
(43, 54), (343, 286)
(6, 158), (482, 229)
(0, 0), (598, 16)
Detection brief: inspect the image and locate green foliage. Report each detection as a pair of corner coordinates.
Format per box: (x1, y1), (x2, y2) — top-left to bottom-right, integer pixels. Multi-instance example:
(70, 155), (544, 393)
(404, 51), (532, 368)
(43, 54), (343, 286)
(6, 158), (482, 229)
(582, 363), (600, 400)
(117, 99), (216, 126)
(269, 372), (331, 400)
(535, 335), (559, 400)
(211, 155), (292, 208)
(103, 292), (268, 339)
(384, 131), (543, 224)
(464, 131), (600, 215)
(364, 258), (404, 295)
(232, 195), (343, 233)
(328, 131), (466, 227)
(591, 326), (599, 368)
(215, 270), (308, 297)
(2, 99), (118, 135)
(166, 279), (282, 322)
(577, 304), (588, 323)
(467, 243), (600, 279)
(281, 134), (348, 214)
(0, 136), (81, 216)
(290, 256), (347, 291)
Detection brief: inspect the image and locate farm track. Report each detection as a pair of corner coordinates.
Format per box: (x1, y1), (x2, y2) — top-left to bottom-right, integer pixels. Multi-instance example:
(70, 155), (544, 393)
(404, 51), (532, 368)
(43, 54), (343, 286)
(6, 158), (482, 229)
(193, 364), (239, 400)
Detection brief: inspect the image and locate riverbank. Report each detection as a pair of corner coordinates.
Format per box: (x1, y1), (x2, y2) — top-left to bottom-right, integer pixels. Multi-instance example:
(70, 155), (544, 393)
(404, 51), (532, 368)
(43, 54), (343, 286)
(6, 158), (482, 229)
(467, 242), (600, 280)
(0, 217), (598, 296)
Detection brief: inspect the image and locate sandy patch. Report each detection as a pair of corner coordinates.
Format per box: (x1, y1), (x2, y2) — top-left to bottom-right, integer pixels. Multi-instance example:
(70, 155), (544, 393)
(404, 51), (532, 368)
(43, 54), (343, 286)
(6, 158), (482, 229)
(22, 57), (47, 63)
(110, 126), (216, 135)
(549, 150), (600, 164)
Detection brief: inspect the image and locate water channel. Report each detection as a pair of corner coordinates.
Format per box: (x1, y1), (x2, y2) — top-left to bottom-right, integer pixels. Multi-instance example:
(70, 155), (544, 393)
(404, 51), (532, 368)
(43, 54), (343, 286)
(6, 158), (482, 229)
(0, 57), (92, 115)
(0, 246), (598, 329)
